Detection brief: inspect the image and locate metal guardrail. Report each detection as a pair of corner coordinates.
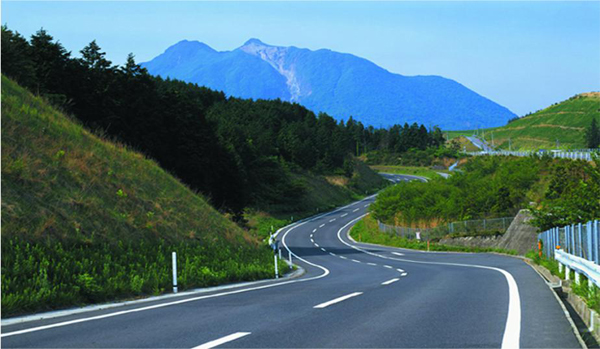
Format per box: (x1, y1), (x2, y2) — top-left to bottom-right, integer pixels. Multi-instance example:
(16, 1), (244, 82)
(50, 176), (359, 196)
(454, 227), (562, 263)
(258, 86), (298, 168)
(378, 216), (514, 240)
(465, 150), (599, 161)
(538, 220), (600, 287)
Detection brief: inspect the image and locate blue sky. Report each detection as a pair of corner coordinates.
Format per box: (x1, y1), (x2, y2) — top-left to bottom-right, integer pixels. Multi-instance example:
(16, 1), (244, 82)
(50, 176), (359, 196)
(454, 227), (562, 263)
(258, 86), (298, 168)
(3, 1), (599, 116)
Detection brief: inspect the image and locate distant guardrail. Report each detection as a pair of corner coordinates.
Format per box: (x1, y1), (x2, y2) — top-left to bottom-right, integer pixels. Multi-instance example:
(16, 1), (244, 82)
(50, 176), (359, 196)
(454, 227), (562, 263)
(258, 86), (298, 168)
(378, 216), (514, 240)
(538, 220), (600, 287)
(465, 150), (599, 161)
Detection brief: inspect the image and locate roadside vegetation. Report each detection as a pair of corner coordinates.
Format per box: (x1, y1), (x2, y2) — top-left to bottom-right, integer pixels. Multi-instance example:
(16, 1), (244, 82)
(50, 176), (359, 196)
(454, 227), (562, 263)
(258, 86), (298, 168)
(447, 92), (600, 150)
(370, 155), (600, 231)
(1, 76), (289, 317)
(350, 216), (516, 254)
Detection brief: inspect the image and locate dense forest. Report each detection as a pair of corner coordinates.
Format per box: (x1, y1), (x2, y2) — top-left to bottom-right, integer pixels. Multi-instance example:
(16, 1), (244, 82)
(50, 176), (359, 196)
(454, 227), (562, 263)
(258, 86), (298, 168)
(1, 26), (446, 214)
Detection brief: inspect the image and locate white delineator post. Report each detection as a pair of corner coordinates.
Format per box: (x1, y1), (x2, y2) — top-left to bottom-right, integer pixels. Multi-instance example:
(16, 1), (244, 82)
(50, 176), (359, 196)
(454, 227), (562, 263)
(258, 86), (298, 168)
(289, 250), (292, 270)
(274, 254), (279, 279)
(172, 251), (178, 293)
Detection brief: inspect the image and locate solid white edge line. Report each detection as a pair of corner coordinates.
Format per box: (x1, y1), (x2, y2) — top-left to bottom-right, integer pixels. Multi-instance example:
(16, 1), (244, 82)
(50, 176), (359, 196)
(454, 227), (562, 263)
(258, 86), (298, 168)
(381, 278), (400, 285)
(313, 292), (363, 309)
(336, 214), (521, 349)
(192, 332), (251, 349)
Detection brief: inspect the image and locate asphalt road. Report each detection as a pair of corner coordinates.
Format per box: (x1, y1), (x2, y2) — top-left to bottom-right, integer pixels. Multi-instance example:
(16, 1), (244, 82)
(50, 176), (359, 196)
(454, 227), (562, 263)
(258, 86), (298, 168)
(1, 174), (581, 348)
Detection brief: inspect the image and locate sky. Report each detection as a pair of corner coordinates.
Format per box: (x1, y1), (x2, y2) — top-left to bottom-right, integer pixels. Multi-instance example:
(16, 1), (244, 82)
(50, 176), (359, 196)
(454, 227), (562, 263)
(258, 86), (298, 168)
(2, 1), (600, 116)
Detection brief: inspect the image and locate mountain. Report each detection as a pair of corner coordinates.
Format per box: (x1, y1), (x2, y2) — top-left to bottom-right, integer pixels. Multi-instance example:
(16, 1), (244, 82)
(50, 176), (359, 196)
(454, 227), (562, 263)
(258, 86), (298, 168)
(448, 92), (600, 150)
(142, 39), (516, 130)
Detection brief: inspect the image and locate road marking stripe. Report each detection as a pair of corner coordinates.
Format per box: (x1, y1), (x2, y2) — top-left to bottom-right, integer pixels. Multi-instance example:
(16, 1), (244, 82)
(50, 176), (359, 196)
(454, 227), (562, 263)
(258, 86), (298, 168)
(329, 252), (336, 256)
(329, 219), (336, 222)
(383, 265), (393, 269)
(401, 272), (408, 277)
(364, 204), (369, 207)
(310, 238), (314, 243)
(192, 332), (251, 349)
(314, 243), (319, 247)
(320, 248), (326, 252)
(392, 252), (404, 256)
(397, 268), (404, 272)
(341, 213), (348, 217)
(312, 229), (317, 233)
(367, 262), (377, 266)
(339, 256), (348, 259)
(314, 292), (363, 309)
(335, 214), (521, 349)
(352, 259), (361, 263)
(352, 208), (360, 212)
(381, 278), (400, 285)
(319, 224), (325, 228)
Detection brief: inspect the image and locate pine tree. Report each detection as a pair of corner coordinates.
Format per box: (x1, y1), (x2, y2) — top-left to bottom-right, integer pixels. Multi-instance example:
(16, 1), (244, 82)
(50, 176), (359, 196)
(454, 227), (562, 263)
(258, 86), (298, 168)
(585, 118), (600, 148)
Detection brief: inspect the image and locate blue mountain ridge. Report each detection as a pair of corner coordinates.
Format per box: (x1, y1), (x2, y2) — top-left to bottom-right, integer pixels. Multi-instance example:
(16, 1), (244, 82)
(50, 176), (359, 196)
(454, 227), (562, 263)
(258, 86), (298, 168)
(142, 39), (516, 130)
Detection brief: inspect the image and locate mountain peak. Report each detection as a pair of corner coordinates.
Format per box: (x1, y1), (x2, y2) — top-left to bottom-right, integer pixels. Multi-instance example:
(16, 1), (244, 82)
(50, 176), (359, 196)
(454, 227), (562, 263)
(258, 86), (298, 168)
(243, 38), (267, 46)
(169, 40), (216, 53)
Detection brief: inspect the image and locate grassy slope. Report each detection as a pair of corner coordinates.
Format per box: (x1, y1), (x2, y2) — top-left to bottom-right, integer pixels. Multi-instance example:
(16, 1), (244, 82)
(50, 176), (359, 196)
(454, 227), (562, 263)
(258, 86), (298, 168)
(1, 76), (278, 316)
(246, 160), (389, 240)
(447, 93), (600, 150)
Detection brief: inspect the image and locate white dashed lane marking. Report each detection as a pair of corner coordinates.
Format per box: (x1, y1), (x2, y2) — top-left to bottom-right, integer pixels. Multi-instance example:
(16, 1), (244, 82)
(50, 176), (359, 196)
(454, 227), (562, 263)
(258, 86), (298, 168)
(381, 278), (399, 286)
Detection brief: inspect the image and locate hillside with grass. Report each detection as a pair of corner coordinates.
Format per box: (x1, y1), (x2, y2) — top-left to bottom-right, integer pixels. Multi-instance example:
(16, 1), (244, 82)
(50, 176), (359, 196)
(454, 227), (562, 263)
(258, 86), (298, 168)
(1, 76), (280, 317)
(447, 92), (600, 150)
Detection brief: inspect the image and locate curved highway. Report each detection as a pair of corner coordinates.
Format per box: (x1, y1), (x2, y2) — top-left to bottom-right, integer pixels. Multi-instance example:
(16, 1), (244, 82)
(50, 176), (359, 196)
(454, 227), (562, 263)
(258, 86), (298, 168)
(1, 175), (580, 348)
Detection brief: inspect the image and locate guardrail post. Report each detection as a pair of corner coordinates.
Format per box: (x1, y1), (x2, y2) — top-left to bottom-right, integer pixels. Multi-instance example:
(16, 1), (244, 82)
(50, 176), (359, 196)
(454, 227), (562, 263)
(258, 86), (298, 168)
(565, 265), (571, 280)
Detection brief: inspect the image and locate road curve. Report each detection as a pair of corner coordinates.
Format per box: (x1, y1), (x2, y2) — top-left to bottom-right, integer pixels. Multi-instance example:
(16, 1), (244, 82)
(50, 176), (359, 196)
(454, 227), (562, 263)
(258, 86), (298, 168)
(1, 174), (580, 348)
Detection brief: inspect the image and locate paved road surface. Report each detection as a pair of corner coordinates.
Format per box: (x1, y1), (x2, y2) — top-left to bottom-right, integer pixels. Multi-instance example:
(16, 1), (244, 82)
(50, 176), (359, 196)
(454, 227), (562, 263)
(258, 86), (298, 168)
(1, 175), (580, 348)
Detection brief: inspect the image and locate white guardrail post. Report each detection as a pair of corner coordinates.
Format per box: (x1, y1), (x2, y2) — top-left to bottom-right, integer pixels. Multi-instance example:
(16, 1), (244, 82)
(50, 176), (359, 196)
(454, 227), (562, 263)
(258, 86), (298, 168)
(555, 249), (600, 287)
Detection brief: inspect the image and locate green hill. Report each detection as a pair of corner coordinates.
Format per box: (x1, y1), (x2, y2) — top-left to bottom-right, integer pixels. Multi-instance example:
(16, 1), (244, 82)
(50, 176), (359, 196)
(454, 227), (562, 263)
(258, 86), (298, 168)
(1, 76), (278, 316)
(447, 92), (600, 150)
